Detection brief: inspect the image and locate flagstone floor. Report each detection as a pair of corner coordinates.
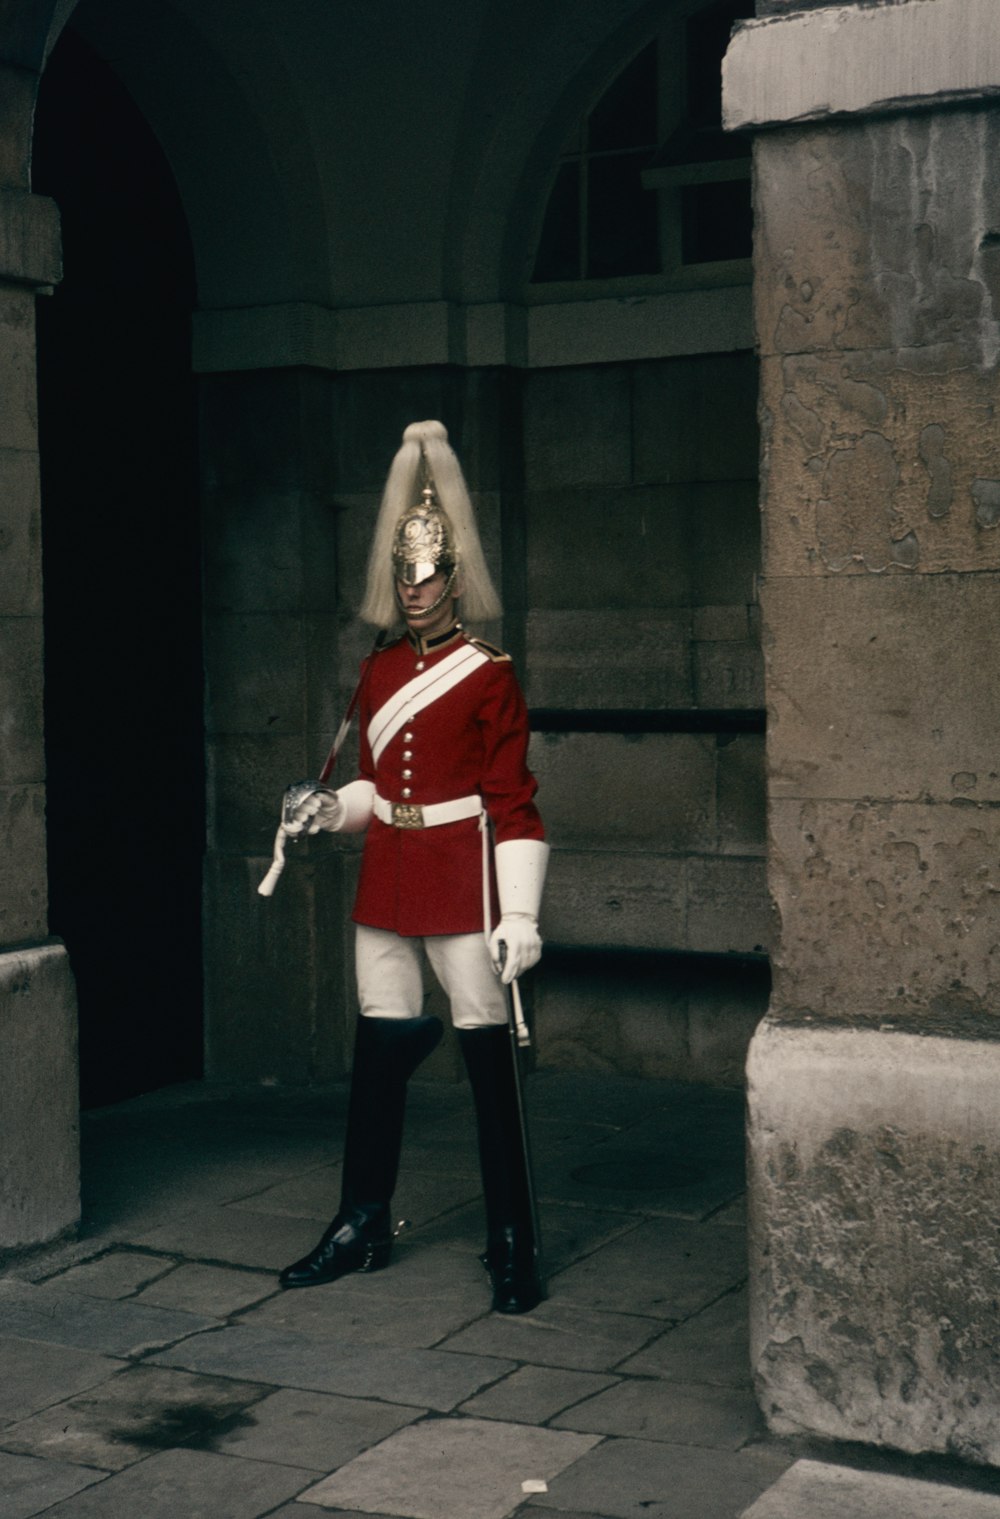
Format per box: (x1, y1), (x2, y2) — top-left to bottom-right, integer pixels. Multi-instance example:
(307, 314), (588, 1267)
(4, 1067), (1000, 1519)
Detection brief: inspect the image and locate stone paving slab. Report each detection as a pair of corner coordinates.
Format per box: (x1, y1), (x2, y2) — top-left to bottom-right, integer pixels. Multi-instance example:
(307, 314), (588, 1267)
(297, 1416), (602, 1519)
(520, 1072), (682, 1130)
(135, 1262), (276, 1317)
(527, 1435), (793, 1519)
(459, 1366), (621, 1425)
(151, 1322), (516, 1411)
(738, 1459), (1000, 1519)
(39, 1251), (177, 1300)
(0, 1338), (125, 1425)
(438, 1298), (662, 1373)
(550, 1374), (766, 1450)
(617, 1287), (751, 1387)
(534, 1129), (745, 1222)
(0, 1364), (270, 1471)
(412, 1199), (641, 1277)
(130, 1206), (328, 1271)
(210, 1387), (423, 1472)
(551, 1217), (747, 1319)
(26, 1445), (315, 1517)
(0, 1450), (102, 1519)
(239, 1252), (490, 1350)
(229, 1164), (482, 1231)
(0, 1280), (218, 1357)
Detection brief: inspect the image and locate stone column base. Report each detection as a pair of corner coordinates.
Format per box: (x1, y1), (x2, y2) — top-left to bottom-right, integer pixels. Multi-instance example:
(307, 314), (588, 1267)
(748, 1019), (1000, 1466)
(0, 943), (79, 1254)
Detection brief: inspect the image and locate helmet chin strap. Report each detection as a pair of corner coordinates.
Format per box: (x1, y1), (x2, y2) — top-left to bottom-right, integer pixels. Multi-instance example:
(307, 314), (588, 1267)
(396, 564), (458, 620)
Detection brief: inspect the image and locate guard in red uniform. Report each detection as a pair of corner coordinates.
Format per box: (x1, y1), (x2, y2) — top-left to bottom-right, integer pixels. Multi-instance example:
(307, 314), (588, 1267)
(276, 420), (548, 1313)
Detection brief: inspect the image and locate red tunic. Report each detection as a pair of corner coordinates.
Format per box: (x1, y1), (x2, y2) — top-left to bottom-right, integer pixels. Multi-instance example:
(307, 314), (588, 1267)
(351, 627), (544, 937)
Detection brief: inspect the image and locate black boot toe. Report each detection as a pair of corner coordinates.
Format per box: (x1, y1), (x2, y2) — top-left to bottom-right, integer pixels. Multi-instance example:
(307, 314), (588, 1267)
(279, 1206), (391, 1289)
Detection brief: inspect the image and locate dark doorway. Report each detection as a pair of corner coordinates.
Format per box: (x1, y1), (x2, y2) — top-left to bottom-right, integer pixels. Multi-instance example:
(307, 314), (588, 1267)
(33, 27), (204, 1108)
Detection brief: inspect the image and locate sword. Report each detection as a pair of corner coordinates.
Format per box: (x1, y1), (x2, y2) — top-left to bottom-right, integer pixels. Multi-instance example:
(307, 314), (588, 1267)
(498, 941), (544, 1287)
(258, 632), (386, 897)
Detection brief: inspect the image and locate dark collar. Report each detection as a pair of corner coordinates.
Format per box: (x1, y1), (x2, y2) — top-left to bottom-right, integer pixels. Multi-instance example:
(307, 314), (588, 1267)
(406, 622), (464, 657)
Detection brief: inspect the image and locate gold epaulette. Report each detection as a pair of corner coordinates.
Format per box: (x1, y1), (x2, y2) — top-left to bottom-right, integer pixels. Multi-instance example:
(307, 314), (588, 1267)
(465, 633), (511, 663)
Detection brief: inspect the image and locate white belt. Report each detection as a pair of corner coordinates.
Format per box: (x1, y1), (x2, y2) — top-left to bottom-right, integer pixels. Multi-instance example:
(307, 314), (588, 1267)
(373, 793), (483, 830)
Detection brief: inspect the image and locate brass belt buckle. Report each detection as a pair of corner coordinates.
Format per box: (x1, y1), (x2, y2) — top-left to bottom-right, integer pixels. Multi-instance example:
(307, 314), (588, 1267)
(392, 802), (425, 829)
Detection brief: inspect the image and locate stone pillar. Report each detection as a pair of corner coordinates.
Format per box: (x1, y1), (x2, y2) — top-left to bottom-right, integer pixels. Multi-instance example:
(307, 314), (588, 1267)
(726, 0), (1000, 1465)
(0, 184), (80, 1254)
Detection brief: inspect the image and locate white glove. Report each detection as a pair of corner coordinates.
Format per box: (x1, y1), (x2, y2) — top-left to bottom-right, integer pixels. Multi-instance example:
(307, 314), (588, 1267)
(282, 783), (345, 836)
(488, 838), (550, 983)
(489, 914), (542, 983)
(281, 778), (375, 837)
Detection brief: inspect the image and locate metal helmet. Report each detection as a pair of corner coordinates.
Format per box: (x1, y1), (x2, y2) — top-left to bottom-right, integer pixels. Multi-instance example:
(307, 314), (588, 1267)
(391, 484), (457, 588)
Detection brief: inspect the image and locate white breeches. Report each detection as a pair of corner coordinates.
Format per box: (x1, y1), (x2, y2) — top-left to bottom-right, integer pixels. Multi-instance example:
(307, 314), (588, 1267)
(355, 924), (507, 1029)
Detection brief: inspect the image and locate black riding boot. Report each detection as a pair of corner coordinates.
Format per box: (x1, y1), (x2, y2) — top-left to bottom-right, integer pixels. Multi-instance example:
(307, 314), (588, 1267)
(279, 1013), (442, 1289)
(458, 1024), (543, 1315)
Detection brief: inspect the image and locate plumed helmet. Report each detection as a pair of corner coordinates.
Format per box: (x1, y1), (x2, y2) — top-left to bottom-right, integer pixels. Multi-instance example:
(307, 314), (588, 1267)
(359, 420), (501, 629)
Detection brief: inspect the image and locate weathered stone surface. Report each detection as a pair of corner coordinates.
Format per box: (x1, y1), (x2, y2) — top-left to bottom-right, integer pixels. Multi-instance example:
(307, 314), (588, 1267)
(688, 857), (770, 956)
(211, 1386), (420, 1472)
(764, 575), (1000, 804)
(0, 187), (61, 286)
(0, 1364), (270, 1471)
(0, 785), (47, 944)
(0, 1337), (123, 1424)
(0, 448), (41, 616)
(550, 1375), (764, 1449)
(747, 1022), (1000, 1464)
(298, 1416), (601, 1519)
(0, 1280), (216, 1357)
(526, 609), (693, 710)
(0, 288), (40, 451)
(528, 731), (717, 853)
(535, 948), (767, 1086)
(204, 850), (352, 1085)
(760, 354), (1000, 579)
(31, 1446), (314, 1518)
(524, 1436), (791, 1519)
(202, 487), (338, 616)
(753, 113), (1000, 366)
(633, 352), (759, 485)
(725, 0), (1000, 132)
(717, 736), (766, 854)
(740, 1458), (1000, 1519)
(439, 1300), (663, 1374)
(543, 850), (686, 952)
(0, 1451), (100, 1519)
(458, 1366), (620, 1426)
(619, 1286), (750, 1387)
(552, 1217), (747, 1321)
(0, 945), (78, 1252)
(524, 366), (631, 488)
(0, 616), (43, 785)
(769, 798), (1000, 1033)
(544, 849), (768, 957)
(526, 483), (759, 612)
(152, 1323), (515, 1411)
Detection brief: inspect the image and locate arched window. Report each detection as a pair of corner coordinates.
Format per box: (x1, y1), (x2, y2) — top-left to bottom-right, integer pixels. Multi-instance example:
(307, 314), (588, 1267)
(532, 0), (753, 288)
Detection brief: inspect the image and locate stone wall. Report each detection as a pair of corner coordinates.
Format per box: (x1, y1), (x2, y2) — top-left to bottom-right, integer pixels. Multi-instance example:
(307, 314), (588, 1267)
(0, 179), (80, 1254)
(727, 13), (1000, 1459)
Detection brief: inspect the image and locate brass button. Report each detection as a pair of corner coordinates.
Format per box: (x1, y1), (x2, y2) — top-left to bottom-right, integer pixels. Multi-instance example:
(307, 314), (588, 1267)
(415, 660), (425, 671)
(401, 786), (412, 798)
(403, 731), (414, 742)
(402, 749), (413, 761)
(402, 769), (413, 780)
